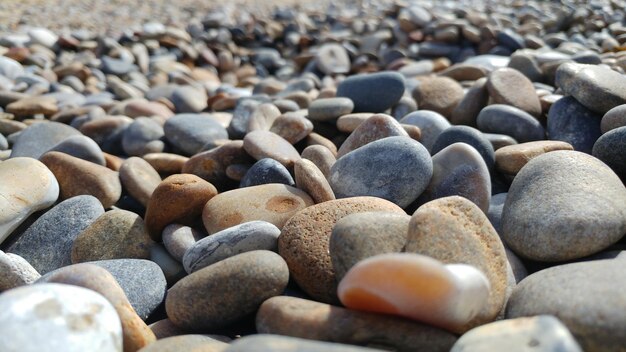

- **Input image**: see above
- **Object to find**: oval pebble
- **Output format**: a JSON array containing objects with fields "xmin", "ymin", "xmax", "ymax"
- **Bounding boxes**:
[
  {"xmin": 240, "ymin": 158, "xmax": 295, "ymax": 188},
  {"xmin": 431, "ymin": 126, "xmax": 495, "ymax": 170},
  {"xmin": 400, "ymin": 110, "xmax": 451, "ymax": 152},
  {"xmin": 477, "ymin": 104, "xmax": 545, "ymax": 143},
  {"xmin": 495, "ymin": 140, "xmax": 574, "ymax": 175},
  {"xmin": 307, "ymin": 98, "xmax": 354, "ymax": 122},
  {"xmin": 336, "ymin": 72, "xmax": 405, "ymax": 113},
  {"xmin": 547, "ymin": 96, "xmax": 602, "ymax": 153},
  {"xmin": 162, "ymin": 225, "xmax": 205, "ymax": 262},
  {"xmin": 592, "ymin": 126, "xmax": 626, "ymax": 179},
  {"xmin": 243, "ymin": 130, "xmax": 300, "ymax": 168},
  {"xmin": 118, "ymin": 157, "xmax": 161, "ymax": 207},
  {"xmin": 486, "ymin": 68, "xmax": 541, "ymax": 117},
  {"xmin": 164, "ymin": 114, "xmax": 228, "ymax": 156}
]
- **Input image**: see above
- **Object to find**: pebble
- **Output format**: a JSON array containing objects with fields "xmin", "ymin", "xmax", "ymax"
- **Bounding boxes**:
[
  {"xmin": 118, "ymin": 157, "xmax": 162, "ymax": 207},
  {"xmin": 182, "ymin": 140, "xmax": 253, "ymax": 190},
  {"xmin": 336, "ymin": 114, "xmax": 409, "ymax": 158},
  {"xmin": 547, "ymin": 96, "xmax": 602, "ymax": 153},
  {"xmin": 329, "ymin": 137, "xmax": 433, "ymax": 208},
  {"xmin": 601, "ymin": 104, "xmax": 626, "ymax": 133},
  {"xmin": 451, "ymin": 315, "xmax": 582, "ymax": 352},
  {"xmin": 484, "ymin": 133, "xmax": 518, "ymax": 150},
  {"xmin": 122, "ymin": 117, "xmax": 165, "ymax": 157},
  {"xmin": 71, "ymin": 209, "xmax": 153, "ymax": 263},
  {"xmin": 0, "ymin": 157, "xmax": 59, "ymax": 244},
  {"xmin": 486, "ymin": 68, "xmax": 542, "ymax": 117},
  {"xmin": 0, "ymin": 250, "xmax": 40, "ymax": 291},
  {"xmin": 138, "ymin": 335, "xmax": 229, "ymax": 352},
  {"xmin": 315, "ymin": 43, "xmax": 351, "ymax": 75},
  {"xmin": 257, "ymin": 296, "xmax": 457, "ymax": 352},
  {"xmin": 329, "ymin": 212, "xmax": 409, "ymax": 281},
  {"xmin": 405, "ymin": 196, "xmax": 509, "ymax": 331},
  {"xmin": 247, "ymin": 103, "xmax": 281, "ymax": 132},
  {"xmin": 301, "ymin": 145, "xmax": 336, "ymax": 178},
  {"xmin": 557, "ymin": 63, "xmax": 626, "ymax": 114},
  {"xmin": 162, "ymin": 224, "xmax": 205, "ymax": 262},
  {"xmin": 336, "ymin": 72, "xmax": 405, "ymax": 113},
  {"xmin": 450, "ymin": 78, "xmax": 488, "ymax": 126},
  {"xmin": 48, "ymin": 135, "xmax": 106, "ymax": 165},
  {"xmin": 0, "ymin": 283, "xmax": 123, "ymax": 352},
  {"xmin": 243, "ymin": 130, "xmax": 300, "ymax": 168},
  {"xmin": 170, "ymin": 86, "xmax": 207, "ymax": 113},
  {"xmin": 7, "ymin": 195, "xmax": 103, "ymax": 274},
  {"xmin": 294, "ymin": 158, "xmax": 335, "ymax": 203},
  {"xmin": 269, "ymin": 112, "xmax": 314, "ymax": 144},
  {"xmin": 10, "ymin": 121, "xmax": 80, "ymax": 159},
  {"xmin": 143, "ymin": 153, "xmax": 188, "ymax": 175},
  {"xmin": 593, "ymin": 126, "xmax": 626, "ymax": 179},
  {"xmin": 239, "ymin": 158, "xmax": 295, "ymax": 188},
  {"xmin": 495, "ymin": 140, "xmax": 574, "ymax": 175},
  {"xmin": 40, "ymin": 151, "xmax": 122, "ymax": 208},
  {"xmin": 145, "ymin": 174, "xmax": 218, "ymax": 241},
  {"xmin": 338, "ymin": 253, "xmax": 490, "ymax": 333},
  {"xmin": 149, "ymin": 244, "xmax": 186, "ymax": 286},
  {"xmin": 279, "ymin": 197, "xmax": 403, "ymax": 303},
  {"xmin": 307, "ymin": 98, "xmax": 354, "ymax": 122},
  {"xmin": 419, "ymin": 143, "xmax": 491, "ymax": 212},
  {"xmin": 506, "ymin": 259, "xmax": 626, "ymax": 351},
  {"xmin": 183, "ymin": 221, "xmax": 280, "ymax": 273},
  {"xmin": 477, "ymin": 105, "xmax": 545, "ymax": 143},
  {"xmin": 400, "ymin": 110, "xmax": 451, "ymax": 152},
  {"xmin": 6, "ymin": 96, "xmax": 59, "ymax": 118},
  {"xmin": 502, "ymin": 151, "xmax": 626, "ymax": 261},
  {"xmin": 164, "ymin": 114, "xmax": 228, "ymax": 155},
  {"xmin": 431, "ymin": 126, "xmax": 495, "ymax": 170},
  {"xmin": 166, "ymin": 250, "xmax": 289, "ymax": 331},
  {"xmin": 226, "ymin": 334, "xmax": 382, "ymax": 352},
  {"xmin": 412, "ymin": 76, "xmax": 464, "ymax": 118}
]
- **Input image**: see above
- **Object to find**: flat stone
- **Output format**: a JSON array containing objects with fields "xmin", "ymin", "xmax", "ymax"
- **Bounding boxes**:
[
  {"xmin": 451, "ymin": 315, "xmax": 582, "ymax": 352},
  {"xmin": 48, "ymin": 135, "xmax": 105, "ymax": 165},
  {"xmin": 40, "ymin": 151, "xmax": 122, "ymax": 209},
  {"xmin": 495, "ymin": 140, "xmax": 574, "ymax": 175},
  {"xmin": 337, "ymin": 114, "xmax": 408, "ymax": 158},
  {"xmin": 278, "ymin": 197, "xmax": 404, "ymax": 303},
  {"xmin": 164, "ymin": 114, "xmax": 228, "ymax": 155},
  {"xmin": 7, "ymin": 195, "xmax": 104, "ymax": 274},
  {"xmin": 405, "ymin": 196, "xmax": 509, "ymax": 331},
  {"xmin": 162, "ymin": 225, "xmax": 205, "ymax": 262},
  {"xmin": 336, "ymin": 113, "xmax": 376, "ymax": 133},
  {"xmin": 336, "ymin": 72, "xmax": 405, "ymax": 113},
  {"xmin": 477, "ymin": 104, "xmax": 545, "ymax": 143},
  {"xmin": 0, "ymin": 157, "xmax": 59, "ymax": 244},
  {"xmin": 412, "ymin": 76, "xmax": 464, "ymax": 118},
  {"xmin": 547, "ymin": 96, "xmax": 602, "ymax": 153},
  {"xmin": 450, "ymin": 78, "xmax": 488, "ymax": 126},
  {"xmin": 203, "ymin": 183, "xmax": 313, "ymax": 234},
  {"xmin": 329, "ymin": 136, "xmax": 433, "ymax": 208},
  {"xmin": 0, "ymin": 250, "xmax": 40, "ymax": 291},
  {"xmin": 6, "ymin": 96, "xmax": 59, "ymax": 117},
  {"xmin": 0, "ymin": 283, "xmax": 122, "ymax": 352},
  {"xmin": 487, "ymin": 68, "xmax": 541, "ymax": 117},
  {"xmin": 269, "ymin": 112, "xmax": 314, "ymax": 144},
  {"xmin": 556, "ymin": 63, "xmax": 626, "ymax": 114},
  {"xmin": 601, "ymin": 104, "xmax": 626, "ymax": 133},
  {"xmin": 71, "ymin": 209, "xmax": 154, "ymax": 263},
  {"xmin": 226, "ymin": 334, "xmax": 384, "ymax": 352},
  {"xmin": 338, "ymin": 253, "xmax": 490, "ymax": 333},
  {"xmin": 431, "ymin": 126, "xmax": 495, "ymax": 170},
  {"xmin": 240, "ymin": 158, "xmax": 295, "ymax": 188},
  {"xmin": 124, "ymin": 100, "xmax": 174, "ymax": 119},
  {"xmin": 439, "ymin": 64, "xmax": 488, "ymax": 81},
  {"xmin": 145, "ymin": 174, "xmax": 218, "ymax": 241},
  {"xmin": 183, "ymin": 221, "xmax": 280, "ymax": 273},
  {"xmin": 506, "ymin": 260, "xmax": 626, "ymax": 351},
  {"xmin": 294, "ymin": 158, "xmax": 335, "ymax": 204},
  {"xmin": 400, "ymin": 110, "xmax": 451, "ymax": 152},
  {"xmin": 243, "ymin": 130, "xmax": 300, "ymax": 168},
  {"xmin": 122, "ymin": 117, "xmax": 165, "ymax": 157},
  {"xmin": 139, "ymin": 335, "xmax": 229, "ymax": 352},
  {"xmin": 119, "ymin": 157, "xmax": 162, "ymax": 207},
  {"xmin": 307, "ymin": 98, "xmax": 354, "ymax": 122},
  {"xmin": 330, "ymin": 212, "xmax": 409, "ymax": 281},
  {"xmin": 10, "ymin": 121, "xmax": 80, "ymax": 159},
  {"xmin": 301, "ymin": 145, "xmax": 336, "ymax": 179},
  {"xmin": 166, "ymin": 250, "xmax": 289, "ymax": 331},
  {"xmin": 593, "ymin": 126, "xmax": 626, "ymax": 179},
  {"xmin": 257, "ymin": 296, "xmax": 457, "ymax": 352},
  {"xmin": 502, "ymin": 151, "xmax": 626, "ymax": 261},
  {"xmin": 418, "ymin": 143, "xmax": 491, "ymax": 213}
]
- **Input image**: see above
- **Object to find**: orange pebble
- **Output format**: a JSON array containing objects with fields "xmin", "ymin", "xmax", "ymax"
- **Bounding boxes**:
[{"xmin": 338, "ymin": 253, "xmax": 490, "ymax": 332}]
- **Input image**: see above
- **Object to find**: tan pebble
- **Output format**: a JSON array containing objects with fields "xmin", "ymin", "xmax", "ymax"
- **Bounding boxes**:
[
  {"xmin": 269, "ymin": 112, "xmax": 314, "ymax": 144},
  {"xmin": 305, "ymin": 132, "xmax": 338, "ymax": 156},
  {"xmin": 182, "ymin": 140, "xmax": 253, "ymax": 190},
  {"xmin": 337, "ymin": 114, "xmax": 409, "ymax": 157},
  {"xmin": 143, "ymin": 153, "xmax": 189, "ymax": 175},
  {"xmin": 243, "ymin": 131, "xmax": 300, "ymax": 169},
  {"xmin": 119, "ymin": 157, "xmax": 162, "ymax": 207},
  {"xmin": 6, "ymin": 96, "xmax": 58, "ymax": 117},
  {"xmin": 301, "ymin": 145, "xmax": 336, "ymax": 179},
  {"xmin": 104, "ymin": 152, "xmax": 124, "ymax": 171},
  {"xmin": 336, "ymin": 113, "xmax": 376, "ymax": 133},
  {"xmin": 495, "ymin": 140, "xmax": 574, "ymax": 175},
  {"xmin": 294, "ymin": 159, "xmax": 335, "ymax": 203}
]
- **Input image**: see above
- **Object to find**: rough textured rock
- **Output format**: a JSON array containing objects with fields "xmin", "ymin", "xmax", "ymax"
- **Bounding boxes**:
[{"xmin": 0, "ymin": 250, "xmax": 40, "ymax": 291}]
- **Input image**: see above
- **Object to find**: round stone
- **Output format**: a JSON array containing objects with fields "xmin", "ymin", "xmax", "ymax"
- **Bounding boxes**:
[
  {"xmin": 48, "ymin": 135, "xmax": 105, "ymax": 166},
  {"xmin": 450, "ymin": 78, "xmax": 488, "ymax": 126},
  {"xmin": 0, "ymin": 283, "xmax": 122, "ymax": 352},
  {"xmin": 329, "ymin": 136, "xmax": 433, "ymax": 208},
  {"xmin": 0, "ymin": 157, "xmax": 59, "ymax": 244},
  {"xmin": 547, "ymin": 96, "xmax": 602, "ymax": 153},
  {"xmin": 400, "ymin": 110, "xmax": 451, "ymax": 152},
  {"xmin": 593, "ymin": 126, "xmax": 626, "ymax": 179},
  {"xmin": 336, "ymin": 72, "xmax": 406, "ymax": 113},
  {"xmin": 183, "ymin": 221, "xmax": 280, "ymax": 273},
  {"xmin": 118, "ymin": 157, "xmax": 161, "ymax": 207},
  {"xmin": 166, "ymin": 250, "xmax": 289, "ymax": 331},
  {"xmin": 495, "ymin": 140, "xmax": 574, "ymax": 175},
  {"xmin": 502, "ymin": 151, "xmax": 626, "ymax": 261},
  {"xmin": 243, "ymin": 130, "xmax": 300, "ymax": 168},
  {"xmin": 336, "ymin": 114, "xmax": 409, "ymax": 158},
  {"xmin": 202, "ymin": 183, "xmax": 313, "ymax": 234},
  {"xmin": 601, "ymin": 104, "xmax": 626, "ymax": 133},
  {"xmin": 0, "ymin": 250, "xmax": 40, "ymax": 291},
  {"xmin": 122, "ymin": 117, "xmax": 165, "ymax": 157},
  {"xmin": 316, "ymin": 43, "xmax": 351, "ymax": 75},
  {"xmin": 278, "ymin": 197, "xmax": 404, "ymax": 303},
  {"xmin": 143, "ymin": 153, "xmax": 188, "ymax": 175},
  {"xmin": 10, "ymin": 121, "xmax": 80, "ymax": 159},
  {"xmin": 477, "ymin": 104, "xmax": 545, "ymax": 143},
  {"xmin": 308, "ymin": 98, "xmax": 354, "ymax": 122},
  {"xmin": 405, "ymin": 196, "xmax": 509, "ymax": 331},
  {"xmin": 162, "ymin": 225, "xmax": 205, "ymax": 263},
  {"xmin": 170, "ymin": 86, "xmax": 208, "ymax": 113},
  {"xmin": 269, "ymin": 112, "xmax": 314, "ymax": 144},
  {"xmin": 431, "ymin": 126, "xmax": 495, "ymax": 170},
  {"xmin": 412, "ymin": 76, "xmax": 464, "ymax": 118},
  {"xmin": 294, "ymin": 158, "xmax": 335, "ymax": 204},
  {"xmin": 506, "ymin": 259, "xmax": 626, "ymax": 351},
  {"xmin": 164, "ymin": 114, "xmax": 228, "ymax": 156},
  {"xmin": 301, "ymin": 145, "xmax": 336, "ymax": 179},
  {"xmin": 486, "ymin": 67, "xmax": 541, "ymax": 117},
  {"xmin": 556, "ymin": 63, "xmax": 626, "ymax": 114},
  {"xmin": 240, "ymin": 158, "xmax": 295, "ymax": 188}
]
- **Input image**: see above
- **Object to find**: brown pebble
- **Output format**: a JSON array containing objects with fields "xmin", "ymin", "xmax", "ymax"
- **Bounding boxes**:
[
  {"xmin": 301, "ymin": 145, "xmax": 336, "ymax": 179},
  {"xmin": 119, "ymin": 157, "xmax": 162, "ymax": 207},
  {"xmin": 337, "ymin": 114, "xmax": 408, "ymax": 157},
  {"xmin": 104, "ymin": 152, "xmax": 124, "ymax": 171},
  {"xmin": 243, "ymin": 130, "xmax": 300, "ymax": 168},
  {"xmin": 270, "ymin": 112, "xmax": 314, "ymax": 144},
  {"xmin": 412, "ymin": 76, "xmax": 464, "ymax": 118},
  {"xmin": 294, "ymin": 159, "xmax": 335, "ymax": 203},
  {"xmin": 487, "ymin": 68, "xmax": 542, "ymax": 117},
  {"xmin": 143, "ymin": 153, "xmax": 189, "ymax": 175},
  {"xmin": 6, "ymin": 96, "xmax": 59, "ymax": 117},
  {"xmin": 495, "ymin": 140, "xmax": 574, "ymax": 175}
]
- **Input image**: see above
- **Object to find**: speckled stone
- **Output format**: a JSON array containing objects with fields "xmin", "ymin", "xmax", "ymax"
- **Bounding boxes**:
[
  {"xmin": 226, "ymin": 334, "xmax": 383, "ymax": 352},
  {"xmin": 8, "ymin": 195, "xmax": 104, "ymax": 274},
  {"xmin": 243, "ymin": 131, "xmax": 300, "ymax": 168},
  {"xmin": 418, "ymin": 143, "xmax": 491, "ymax": 213},
  {"xmin": 164, "ymin": 114, "xmax": 228, "ymax": 156},
  {"xmin": 405, "ymin": 196, "xmax": 509, "ymax": 331},
  {"xmin": 329, "ymin": 137, "xmax": 433, "ymax": 208},
  {"xmin": 240, "ymin": 158, "xmax": 295, "ymax": 188},
  {"xmin": 138, "ymin": 335, "xmax": 229, "ymax": 352},
  {"xmin": 166, "ymin": 250, "xmax": 289, "ymax": 331},
  {"xmin": 495, "ymin": 140, "xmax": 574, "ymax": 175},
  {"xmin": 256, "ymin": 296, "xmax": 457, "ymax": 352},
  {"xmin": 0, "ymin": 250, "xmax": 40, "ymax": 291},
  {"xmin": 337, "ymin": 114, "xmax": 409, "ymax": 157},
  {"xmin": 412, "ymin": 76, "xmax": 464, "ymax": 118},
  {"xmin": 301, "ymin": 145, "xmax": 336, "ymax": 179},
  {"xmin": 40, "ymin": 151, "xmax": 122, "ymax": 208},
  {"xmin": 48, "ymin": 135, "xmax": 106, "ymax": 166},
  {"xmin": 203, "ymin": 184, "xmax": 313, "ymax": 234},
  {"xmin": 278, "ymin": 197, "xmax": 404, "ymax": 303},
  {"xmin": 0, "ymin": 157, "xmax": 59, "ymax": 244},
  {"xmin": 183, "ymin": 221, "xmax": 280, "ymax": 273},
  {"xmin": 10, "ymin": 121, "xmax": 80, "ymax": 159},
  {"xmin": 294, "ymin": 158, "xmax": 335, "ymax": 204},
  {"xmin": 145, "ymin": 174, "xmax": 218, "ymax": 241},
  {"xmin": 506, "ymin": 260, "xmax": 626, "ymax": 351},
  {"xmin": 431, "ymin": 126, "xmax": 495, "ymax": 170},
  {"xmin": 71, "ymin": 209, "xmax": 154, "ymax": 263},
  {"xmin": 486, "ymin": 68, "xmax": 542, "ymax": 117},
  {"xmin": 400, "ymin": 110, "xmax": 451, "ymax": 152},
  {"xmin": 336, "ymin": 72, "xmax": 405, "ymax": 113},
  {"xmin": 451, "ymin": 315, "xmax": 582, "ymax": 352},
  {"xmin": 118, "ymin": 157, "xmax": 161, "ymax": 207},
  {"xmin": 0, "ymin": 283, "xmax": 123, "ymax": 352},
  {"xmin": 502, "ymin": 151, "xmax": 626, "ymax": 261},
  {"xmin": 477, "ymin": 105, "xmax": 545, "ymax": 143},
  {"xmin": 162, "ymin": 225, "xmax": 205, "ymax": 262},
  {"xmin": 547, "ymin": 96, "xmax": 602, "ymax": 153},
  {"xmin": 330, "ymin": 212, "xmax": 409, "ymax": 281},
  {"xmin": 307, "ymin": 98, "xmax": 354, "ymax": 122},
  {"xmin": 593, "ymin": 126, "xmax": 626, "ymax": 179}
]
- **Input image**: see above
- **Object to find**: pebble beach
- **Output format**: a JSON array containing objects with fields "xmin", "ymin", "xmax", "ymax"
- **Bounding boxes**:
[{"xmin": 0, "ymin": 0, "xmax": 625, "ymax": 351}]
